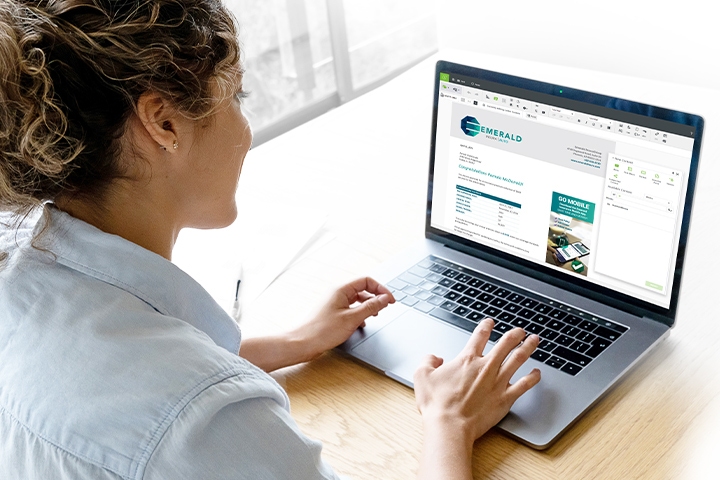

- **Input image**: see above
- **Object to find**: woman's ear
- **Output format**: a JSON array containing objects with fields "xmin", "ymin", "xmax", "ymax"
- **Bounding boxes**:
[{"xmin": 136, "ymin": 92, "xmax": 179, "ymax": 153}]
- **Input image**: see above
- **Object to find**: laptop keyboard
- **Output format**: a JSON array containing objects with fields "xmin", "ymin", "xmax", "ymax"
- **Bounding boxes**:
[{"xmin": 386, "ymin": 255, "xmax": 628, "ymax": 376}]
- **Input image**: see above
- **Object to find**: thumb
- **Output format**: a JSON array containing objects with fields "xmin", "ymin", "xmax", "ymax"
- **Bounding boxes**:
[
  {"xmin": 351, "ymin": 293, "xmax": 391, "ymax": 321},
  {"xmin": 414, "ymin": 354, "xmax": 444, "ymax": 382}
]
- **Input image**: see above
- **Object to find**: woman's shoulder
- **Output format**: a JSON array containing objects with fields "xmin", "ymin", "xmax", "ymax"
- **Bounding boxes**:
[{"xmin": 0, "ymin": 243, "xmax": 286, "ymax": 479}]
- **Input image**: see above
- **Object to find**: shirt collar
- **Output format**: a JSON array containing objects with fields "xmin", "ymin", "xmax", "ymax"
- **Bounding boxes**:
[{"xmin": 36, "ymin": 207, "xmax": 241, "ymax": 354}]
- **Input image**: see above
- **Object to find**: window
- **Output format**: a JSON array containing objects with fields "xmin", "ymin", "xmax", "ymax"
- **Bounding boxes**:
[{"xmin": 225, "ymin": 0, "xmax": 437, "ymax": 146}]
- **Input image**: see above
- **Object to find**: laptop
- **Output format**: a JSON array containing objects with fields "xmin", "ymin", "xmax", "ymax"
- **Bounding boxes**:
[{"xmin": 339, "ymin": 60, "xmax": 704, "ymax": 449}]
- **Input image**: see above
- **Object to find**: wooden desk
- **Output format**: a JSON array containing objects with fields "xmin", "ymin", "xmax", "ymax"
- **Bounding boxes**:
[{"xmin": 175, "ymin": 51, "xmax": 720, "ymax": 479}]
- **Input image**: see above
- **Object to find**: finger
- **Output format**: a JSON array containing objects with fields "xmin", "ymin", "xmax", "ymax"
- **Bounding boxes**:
[
  {"xmin": 484, "ymin": 327, "xmax": 527, "ymax": 369},
  {"xmin": 414, "ymin": 354, "xmax": 444, "ymax": 382},
  {"xmin": 347, "ymin": 293, "xmax": 392, "ymax": 323},
  {"xmin": 355, "ymin": 291, "xmax": 375, "ymax": 303},
  {"xmin": 506, "ymin": 368, "xmax": 542, "ymax": 402},
  {"xmin": 340, "ymin": 277, "xmax": 395, "ymax": 305},
  {"xmin": 499, "ymin": 334, "xmax": 539, "ymax": 382},
  {"xmin": 460, "ymin": 318, "xmax": 494, "ymax": 357}
]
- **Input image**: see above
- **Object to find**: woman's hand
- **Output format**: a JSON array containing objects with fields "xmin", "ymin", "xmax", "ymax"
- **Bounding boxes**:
[
  {"xmin": 293, "ymin": 277, "xmax": 395, "ymax": 361},
  {"xmin": 240, "ymin": 277, "xmax": 394, "ymax": 372},
  {"xmin": 414, "ymin": 318, "xmax": 541, "ymax": 480}
]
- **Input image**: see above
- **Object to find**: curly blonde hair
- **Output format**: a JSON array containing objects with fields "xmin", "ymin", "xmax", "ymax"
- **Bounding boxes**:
[{"xmin": 0, "ymin": 0, "xmax": 240, "ymax": 222}]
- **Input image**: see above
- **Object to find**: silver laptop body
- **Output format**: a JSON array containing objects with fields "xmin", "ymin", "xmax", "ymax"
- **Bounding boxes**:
[{"xmin": 339, "ymin": 60, "xmax": 704, "ymax": 449}]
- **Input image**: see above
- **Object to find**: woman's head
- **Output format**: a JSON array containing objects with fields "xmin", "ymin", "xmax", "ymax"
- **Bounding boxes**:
[{"xmin": 0, "ymin": 0, "xmax": 242, "ymax": 223}]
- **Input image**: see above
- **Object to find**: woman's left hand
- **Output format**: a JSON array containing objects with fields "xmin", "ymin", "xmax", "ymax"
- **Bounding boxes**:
[
  {"xmin": 239, "ymin": 277, "xmax": 394, "ymax": 371},
  {"xmin": 295, "ymin": 277, "xmax": 395, "ymax": 361}
]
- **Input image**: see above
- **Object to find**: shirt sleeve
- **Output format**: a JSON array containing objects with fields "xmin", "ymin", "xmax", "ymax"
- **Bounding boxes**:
[{"xmin": 142, "ymin": 378, "xmax": 342, "ymax": 480}]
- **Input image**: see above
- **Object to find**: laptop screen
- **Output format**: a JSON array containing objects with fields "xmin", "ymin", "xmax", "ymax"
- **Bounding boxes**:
[{"xmin": 428, "ymin": 61, "xmax": 703, "ymax": 313}]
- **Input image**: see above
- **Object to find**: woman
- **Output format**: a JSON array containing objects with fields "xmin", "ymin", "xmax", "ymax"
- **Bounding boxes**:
[{"xmin": 0, "ymin": 0, "xmax": 541, "ymax": 478}]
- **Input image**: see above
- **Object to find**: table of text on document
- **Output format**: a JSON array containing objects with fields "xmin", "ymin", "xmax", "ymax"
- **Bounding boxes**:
[{"xmin": 455, "ymin": 185, "xmax": 521, "ymax": 235}]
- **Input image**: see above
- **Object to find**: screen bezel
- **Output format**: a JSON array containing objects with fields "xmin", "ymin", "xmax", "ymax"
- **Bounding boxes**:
[{"xmin": 425, "ymin": 60, "xmax": 704, "ymax": 327}]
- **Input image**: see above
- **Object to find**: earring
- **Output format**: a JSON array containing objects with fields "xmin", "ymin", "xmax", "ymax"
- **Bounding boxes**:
[{"xmin": 173, "ymin": 140, "xmax": 179, "ymax": 150}]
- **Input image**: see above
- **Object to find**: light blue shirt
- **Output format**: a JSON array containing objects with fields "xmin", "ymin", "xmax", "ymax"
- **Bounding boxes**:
[{"xmin": 0, "ymin": 207, "xmax": 340, "ymax": 479}]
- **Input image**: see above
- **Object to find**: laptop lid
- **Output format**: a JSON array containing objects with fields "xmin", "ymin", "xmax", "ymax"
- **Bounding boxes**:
[{"xmin": 426, "ymin": 60, "xmax": 704, "ymax": 327}]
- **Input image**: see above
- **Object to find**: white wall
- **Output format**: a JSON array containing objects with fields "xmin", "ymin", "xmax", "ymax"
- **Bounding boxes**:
[{"xmin": 436, "ymin": 0, "xmax": 718, "ymax": 91}]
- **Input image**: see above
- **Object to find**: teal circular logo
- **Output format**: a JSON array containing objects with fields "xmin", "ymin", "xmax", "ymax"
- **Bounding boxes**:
[{"xmin": 461, "ymin": 116, "xmax": 480, "ymax": 137}]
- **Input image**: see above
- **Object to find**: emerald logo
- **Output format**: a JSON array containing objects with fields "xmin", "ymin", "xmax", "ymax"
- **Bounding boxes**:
[
  {"xmin": 461, "ymin": 116, "xmax": 481, "ymax": 137},
  {"xmin": 460, "ymin": 116, "xmax": 522, "ymax": 142},
  {"xmin": 440, "ymin": 72, "xmax": 450, "ymax": 82}
]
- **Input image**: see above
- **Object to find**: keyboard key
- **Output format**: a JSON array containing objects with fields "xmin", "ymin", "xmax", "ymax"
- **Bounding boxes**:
[
  {"xmin": 534, "ymin": 303, "xmax": 553, "ymax": 314},
  {"xmin": 469, "ymin": 301, "xmax": 488, "ymax": 312},
  {"xmin": 530, "ymin": 350, "xmax": 550, "ymax": 362},
  {"xmin": 561, "ymin": 325, "xmax": 581, "ymax": 337},
  {"xmin": 477, "ymin": 292, "xmax": 494, "ymax": 303},
  {"xmin": 464, "ymin": 288, "xmax": 481, "ymax": 298},
  {"xmin": 532, "ymin": 314, "xmax": 551, "ymax": 325},
  {"xmin": 546, "ymin": 356, "xmax": 567, "ymax": 369},
  {"xmin": 480, "ymin": 283, "xmax": 497, "ymax": 293},
  {"xmin": 388, "ymin": 278, "xmax": 408, "ymax": 290},
  {"xmin": 570, "ymin": 341, "xmax": 590, "ymax": 354},
  {"xmin": 414, "ymin": 302, "xmax": 435, "ymax": 314},
  {"xmin": 483, "ymin": 306, "xmax": 502, "ymax": 317},
  {"xmin": 578, "ymin": 320, "xmax": 597, "ymax": 332},
  {"xmin": 494, "ymin": 288, "xmax": 511, "ymax": 298},
  {"xmin": 490, "ymin": 298, "xmax": 508, "ymax": 309},
  {"xmin": 440, "ymin": 301, "xmax": 457, "ymax": 311},
  {"xmin": 450, "ymin": 283, "xmax": 468, "ymax": 293},
  {"xmin": 402, "ymin": 285, "xmax": 420, "ymax": 295},
  {"xmin": 503, "ymin": 303, "xmax": 522, "ymax": 314},
  {"xmin": 393, "ymin": 291, "xmax": 407, "ymax": 301},
  {"xmin": 547, "ymin": 320, "xmax": 564, "ymax": 331},
  {"xmin": 418, "ymin": 280, "xmax": 436, "ymax": 290},
  {"xmin": 561, "ymin": 362, "xmax": 582, "ymax": 376},
  {"xmin": 466, "ymin": 312, "xmax": 483, "ymax": 322},
  {"xmin": 429, "ymin": 264, "xmax": 447, "ymax": 274},
  {"xmin": 551, "ymin": 345, "xmax": 592, "ymax": 367},
  {"xmin": 399, "ymin": 272, "xmax": 423, "ymax": 286},
  {"xmin": 526, "ymin": 323, "xmax": 544, "ymax": 334},
  {"xmin": 408, "ymin": 266, "xmax": 430, "ymax": 278},
  {"xmin": 456, "ymin": 274, "xmax": 473, "ymax": 283},
  {"xmin": 538, "ymin": 339, "xmax": 556, "ymax": 352},
  {"xmin": 556, "ymin": 335, "xmax": 574, "ymax": 346},
  {"xmin": 612, "ymin": 323, "xmax": 629, "ymax": 334},
  {"xmin": 429, "ymin": 307, "xmax": 476, "ymax": 333},
  {"xmin": 401, "ymin": 296, "xmax": 418, "ymax": 307},
  {"xmin": 506, "ymin": 293, "xmax": 525, "ymax": 303},
  {"xmin": 495, "ymin": 322, "xmax": 513, "ymax": 333},
  {"xmin": 489, "ymin": 331, "xmax": 502, "ymax": 342},
  {"xmin": 510, "ymin": 317, "xmax": 531, "ymax": 329},
  {"xmin": 442, "ymin": 269, "xmax": 460, "ymax": 279},
  {"xmin": 585, "ymin": 337, "xmax": 611, "ymax": 358},
  {"xmin": 520, "ymin": 298, "xmax": 539, "ymax": 309},
  {"xmin": 417, "ymin": 258, "xmax": 434, "ymax": 268},
  {"xmin": 518, "ymin": 308, "xmax": 536, "ymax": 319},
  {"xmin": 414, "ymin": 290, "xmax": 432, "ymax": 301},
  {"xmin": 453, "ymin": 306, "xmax": 470, "ymax": 316},
  {"xmin": 540, "ymin": 329, "xmax": 559, "ymax": 341},
  {"xmin": 467, "ymin": 278, "xmax": 484, "ymax": 288},
  {"xmin": 444, "ymin": 291, "xmax": 461, "ymax": 301},
  {"xmin": 548, "ymin": 309, "xmax": 568, "ymax": 320},
  {"xmin": 425, "ymin": 273, "xmax": 443, "ymax": 283},
  {"xmin": 576, "ymin": 331, "xmax": 597, "ymax": 343},
  {"xmin": 497, "ymin": 311, "xmax": 515, "ymax": 322},
  {"xmin": 593, "ymin": 325, "xmax": 620, "ymax": 341},
  {"xmin": 427, "ymin": 295, "xmax": 445, "ymax": 306},
  {"xmin": 438, "ymin": 278, "xmax": 454, "ymax": 288},
  {"xmin": 456, "ymin": 296, "xmax": 473, "ymax": 306},
  {"xmin": 564, "ymin": 314, "xmax": 582, "ymax": 326}
]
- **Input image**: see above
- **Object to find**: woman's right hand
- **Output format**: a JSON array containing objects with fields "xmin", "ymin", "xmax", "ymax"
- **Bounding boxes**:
[{"xmin": 413, "ymin": 318, "xmax": 541, "ymax": 479}]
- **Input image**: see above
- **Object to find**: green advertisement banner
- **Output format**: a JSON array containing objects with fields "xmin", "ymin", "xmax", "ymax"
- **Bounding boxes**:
[{"xmin": 550, "ymin": 192, "xmax": 595, "ymax": 223}]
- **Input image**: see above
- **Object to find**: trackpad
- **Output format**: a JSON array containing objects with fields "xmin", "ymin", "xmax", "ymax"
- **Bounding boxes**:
[{"xmin": 353, "ymin": 309, "xmax": 473, "ymax": 386}]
